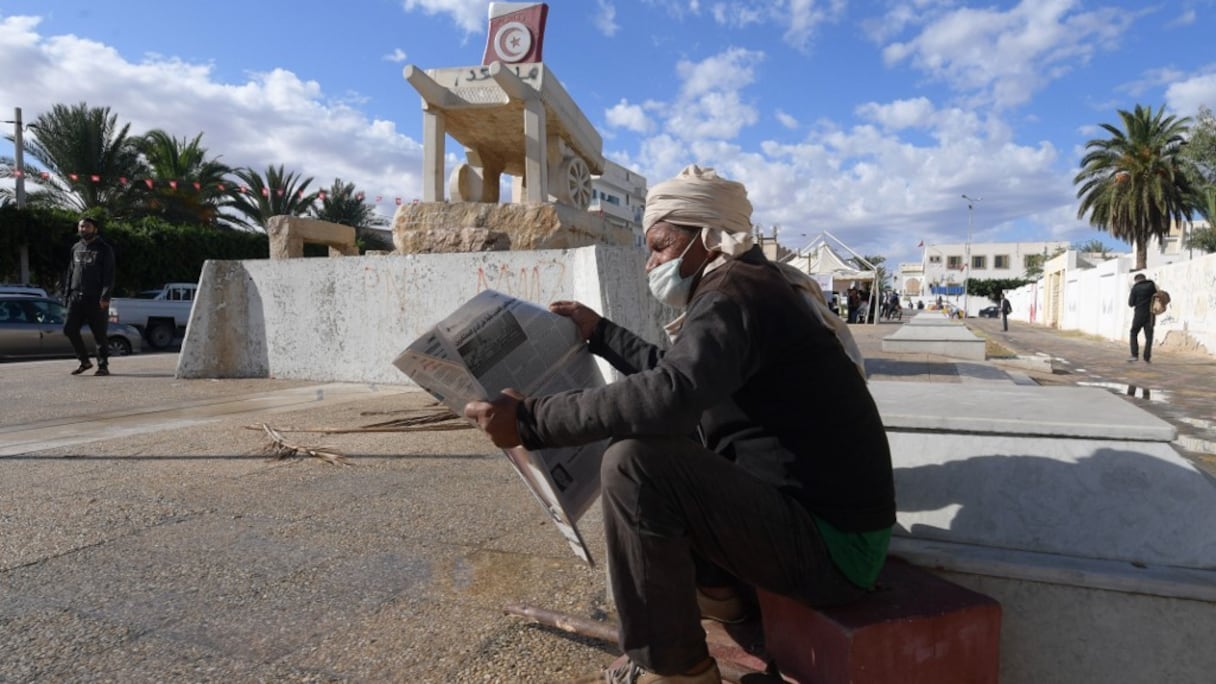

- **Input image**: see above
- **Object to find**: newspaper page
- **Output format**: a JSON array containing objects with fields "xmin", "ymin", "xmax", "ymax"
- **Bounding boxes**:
[{"xmin": 392, "ymin": 290, "xmax": 608, "ymax": 565}]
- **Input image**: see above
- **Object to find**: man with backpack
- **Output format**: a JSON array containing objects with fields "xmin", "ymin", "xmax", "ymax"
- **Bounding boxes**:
[{"xmin": 1127, "ymin": 273, "xmax": 1158, "ymax": 364}]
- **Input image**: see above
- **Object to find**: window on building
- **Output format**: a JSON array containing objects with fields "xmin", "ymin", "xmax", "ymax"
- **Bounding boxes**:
[
  {"xmin": 972, "ymin": 255, "xmax": 986, "ymax": 270},
  {"xmin": 928, "ymin": 255, "xmax": 941, "ymax": 264},
  {"xmin": 947, "ymin": 256, "xmax": 963, "ymax": 270},
  {"xmin": 1024, "ymin": 255, "xmax": 1037, "ymax": 269},
  {"xmin": 994, "ymin": 254, "xmax": 1009, "ymax": 269}
]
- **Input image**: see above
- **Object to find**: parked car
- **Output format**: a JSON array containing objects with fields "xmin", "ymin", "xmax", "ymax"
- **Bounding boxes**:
[
  {"xmin": 978, "ymin": 305, "xmax": 1000, "ymax": 318},
  {"xmin": 0, "ymin": 295, "xmax": 143, "ymax": 359},
  {"xmin": 108, "ymin": 282, "xmax": 197, "ymax": 349},
  {"xmin": 0, "ymin": 283, "xmax": 50, "ymax": 298}
]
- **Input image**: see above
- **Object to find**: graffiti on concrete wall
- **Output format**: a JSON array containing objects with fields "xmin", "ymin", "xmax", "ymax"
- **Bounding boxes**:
[{"xmin": 476, "ymin": 258, "xmax": 569, "ymax": 305}]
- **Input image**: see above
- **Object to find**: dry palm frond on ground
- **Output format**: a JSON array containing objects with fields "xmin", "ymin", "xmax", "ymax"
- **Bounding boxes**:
[
  {"xmin": 256, "ymin": 423, "xmax": 349, "ymax": 466},
  {"xmin": 249, "ymin": 408, "xmax": 470, "ymax": 465},
  {"xmin": 246, "ymin": 407, "xmax": 469, "ymax": 435}
]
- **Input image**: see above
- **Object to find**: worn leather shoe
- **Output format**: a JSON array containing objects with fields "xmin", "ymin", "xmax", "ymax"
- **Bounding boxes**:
[
  {"xmin": 71, "ymin": 361, "xmax": 93, "ymax": 375},
  {"xmin": 604, "ymin": 657, "xmax": 720, "ymax": 684},
  {"xmin": 94, "ymin": 366, "xmax": 110, "ymax": 376}
]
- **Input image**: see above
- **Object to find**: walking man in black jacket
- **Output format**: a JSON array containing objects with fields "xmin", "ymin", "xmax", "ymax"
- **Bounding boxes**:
[
  {"xmin": 64, "ymin": 217, "xmax": 116, "ymax": 376},
  {"xmin": 465, "ymin": 166, "xmax": 894, "ymax": 684},
  {"xmin": 1128, "ymin": 273, "xmax": 1157, "ymax": 364}
]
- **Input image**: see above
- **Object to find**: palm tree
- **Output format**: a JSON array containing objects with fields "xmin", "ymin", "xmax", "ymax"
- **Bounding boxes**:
[
  {"xmin": 222, "ymin": 164, "xmax": 318, "ymax": 230},
  {"xmin": 309, "ymin": 178, "xmax": 391, "ymax": 251},
  {"xmin": 16, "ymin": 102, "xmax": 147, "ymax": 216},
  {"xmin": 1184, "ymin": 185, "xmax": 1216, "ymax": 253},
  {"xmin": 137, "ymin": 130, "xmax": 232, "ymax": 226},
  {"xmin": 1074, "ymin": 104, "xmax": 1194, "ymax": 271}
]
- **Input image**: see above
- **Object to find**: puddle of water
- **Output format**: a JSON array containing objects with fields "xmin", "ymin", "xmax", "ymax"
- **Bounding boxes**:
[
  {"xmin": 1076, "ymin": 380, "xmax": 1172, "ymax": 403},
  {"xmin": 1175, "ymin": 434, "xmax": 1216, "ymax": 456},
  {"xmin": 1179, "ymin": 416, "xmax": 1216, "ymax": 431}
]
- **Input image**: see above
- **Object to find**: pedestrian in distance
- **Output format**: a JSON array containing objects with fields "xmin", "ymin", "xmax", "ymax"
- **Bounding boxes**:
[
  {"xmin": 1000, "ymin": 293, "xmax": 1012, "ymax": 332},
  {"xmin": 1127, "ymin": 273, "xmax": 1158, "ymax": 364},
  {"xmin": 464, "ymin": 165, "xmax": 894, "ymax": 684},
  {"xmin": 63, "ymin": 216, "xmax": 116, "ymax": 376}
]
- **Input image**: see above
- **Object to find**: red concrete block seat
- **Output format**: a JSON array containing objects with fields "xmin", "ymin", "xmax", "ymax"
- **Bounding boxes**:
[{"xmin": 756, "ymin": 556, "xmax": 1001, "ymax": 683}]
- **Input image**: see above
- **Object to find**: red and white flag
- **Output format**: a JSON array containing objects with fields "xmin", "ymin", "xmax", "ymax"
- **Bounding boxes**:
[{"xmin": 482, "ymin": 2, "xmax": 548, "ymax": 65}]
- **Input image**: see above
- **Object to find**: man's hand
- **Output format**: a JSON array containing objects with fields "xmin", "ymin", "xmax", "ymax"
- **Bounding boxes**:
[
  {"xmin": 99, "ymin": 298, "xmax": 110, "ymax": 310},
  {"xmin": 464, "ymin": 388, "xmax": 525, "ymax": 448},
  {"xmin": 549, "ymin": 301, "xmax": 601, "ymax": 341}
]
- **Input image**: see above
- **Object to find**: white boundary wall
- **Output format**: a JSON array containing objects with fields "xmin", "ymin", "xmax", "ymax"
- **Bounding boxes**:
[
  {"xmin": 1005, "ymin": 251, "xmax": 1216, "ymax": 356},
  {"xmin": 177, "ymin": 246, "xmax": 672, "ymax": 384}
]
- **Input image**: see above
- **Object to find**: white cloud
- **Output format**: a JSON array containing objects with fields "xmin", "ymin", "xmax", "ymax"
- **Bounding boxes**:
[
  {"xmin": 856, "ymin": 97, "xmax": 936, "ymax": 130},
  {"xmin": 383, "ymin": 48, "xmax": 408, "ymax": 63},
  {"xmin": 0, "ymin": 15, "xmax": 423, "ymax": 217},
  {"xmin": 881, "ymin": 1, "xmax": 1139, "ymax": 108},
  {"xmin": 775, "ymin": 110, "xmax": 799, "ymax": 129},
  {"xmin": 1164, "ymin": 68, "xmax": 1216, "ymax": 117},
  {"xmin": 642, "ymin": 0, "xmax": 703, "ymax": 21},
  {"xmin": 782, "ymin": 0, "xmax": 846, "ymax": 50},
  {"xmin": 626, "ymin": 96, "xmax": 1077, "ymax": 266},
  {"xmin": 594, "ymin": 0, "xmax": 621, "ymax": 36},
  {"xmin": 605, "ymin": 100, "xmax": 655, "ymax": 134},
  {"xmin": 705, "ymin": 0, "xmax": 843, "ymax": 50},
  {"xmin": 665, "ymin": 48, "xmax": 765, "ymax": 141},
  {"xmin": 1119, "ymin": 66, "xmax": 1187, "ymax": 97},
  {"xmin": 400, "ymin": 0, "xmax": 487, "ymax": 34},
  {"xmin": 1167, "ymin": 9, "xmax": 1196, "ymax": 28}
]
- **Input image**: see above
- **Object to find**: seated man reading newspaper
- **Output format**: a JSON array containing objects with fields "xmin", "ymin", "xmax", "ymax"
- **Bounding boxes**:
[{"xmin": 464, "ymin": 165, "xmax": 895, "ymax": 684}]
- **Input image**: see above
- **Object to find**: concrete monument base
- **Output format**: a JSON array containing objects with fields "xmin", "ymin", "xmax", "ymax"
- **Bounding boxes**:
[{"xmin": 391, "ymin": 201, "xmax": 635, "ymax": 254}]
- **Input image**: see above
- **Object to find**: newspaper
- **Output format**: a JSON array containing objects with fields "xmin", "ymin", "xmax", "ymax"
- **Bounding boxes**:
[{"xmin": 392, "ymin": 290, "xmax": 607, "ymax": 565}]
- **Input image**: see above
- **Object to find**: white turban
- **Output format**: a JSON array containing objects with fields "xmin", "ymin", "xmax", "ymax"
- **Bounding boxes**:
[{"xmin": 643, "ymin": 165, "xmax": 754, "ymax": 258}]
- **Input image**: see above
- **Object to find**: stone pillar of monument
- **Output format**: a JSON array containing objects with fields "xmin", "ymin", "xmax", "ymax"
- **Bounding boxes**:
[
  {"xmin": 523, "ymin": 97, "xmax": 547, "ymax": 204},
  {"xmin": 422, "ymin": 109, "xmax": 446, "ymax": 202}
]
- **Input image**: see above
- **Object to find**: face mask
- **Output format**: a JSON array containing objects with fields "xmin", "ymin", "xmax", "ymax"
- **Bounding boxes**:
[{"xmin": 648, "ymin": 232, "xmax": 702, "ymax": 307}]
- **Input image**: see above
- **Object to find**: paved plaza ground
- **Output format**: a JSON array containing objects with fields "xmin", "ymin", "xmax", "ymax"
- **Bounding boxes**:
[{"xmin": 2, "ymin": 312, "xmax": 1213, "ymax": 682}]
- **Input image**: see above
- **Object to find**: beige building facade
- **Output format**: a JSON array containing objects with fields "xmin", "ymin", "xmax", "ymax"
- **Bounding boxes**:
[{"xmin": 899, "ymin": 240, "xmax": 1069, "ymax": 297}]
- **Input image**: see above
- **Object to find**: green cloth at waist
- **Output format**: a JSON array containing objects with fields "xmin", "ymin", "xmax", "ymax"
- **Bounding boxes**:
[{"xmin": 813, "ymin": 515, "xmax": 892, "ymax": 589}]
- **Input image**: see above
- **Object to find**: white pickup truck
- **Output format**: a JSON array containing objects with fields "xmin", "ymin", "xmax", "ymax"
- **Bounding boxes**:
[{"xmin": 109, "ymin": 282, "xmax": 198, "ymax": 349}]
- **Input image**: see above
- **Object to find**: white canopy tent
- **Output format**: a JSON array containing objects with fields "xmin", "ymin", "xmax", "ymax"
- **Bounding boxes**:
[{"xmin": 782, "ymin": 231, "xmax": 881, "ymax": 324}]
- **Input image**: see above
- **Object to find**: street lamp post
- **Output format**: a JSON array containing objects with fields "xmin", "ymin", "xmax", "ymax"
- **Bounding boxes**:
[
  {"xmin": 961, "ymin": 194, "xmax": 981, "ymax": 317},
  {"xmin": 6, "ymin": 107, "xmax": 30, "ymax": 283}
]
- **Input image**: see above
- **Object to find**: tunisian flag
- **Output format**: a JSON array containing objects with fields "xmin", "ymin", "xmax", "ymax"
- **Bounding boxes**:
[{"xmin": 482, "ymin": 2, "xmax": 548, "ymax": 65}]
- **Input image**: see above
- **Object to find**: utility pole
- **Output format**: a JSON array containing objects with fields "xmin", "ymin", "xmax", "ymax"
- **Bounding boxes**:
[{"xmin": 961, "ymin": 194, "xmax": 981, "ymax": 317}]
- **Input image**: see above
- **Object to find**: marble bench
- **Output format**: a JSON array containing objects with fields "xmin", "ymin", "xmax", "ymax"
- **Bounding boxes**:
[
  {"xmin": 869, "ymin": 380, "xmax": 1216, "ymax": 683},
  {"xmin": 881, "ymin": 318, "xmax": 986, "ymax": 360}
]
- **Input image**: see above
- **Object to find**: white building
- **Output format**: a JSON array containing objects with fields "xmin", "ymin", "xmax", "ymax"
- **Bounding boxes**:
[
  {"xmin": 899, "ymin": 240, "xmax": 1069, "ymax": 298},
  {"xmin": 1146, "ymin": 218, "xmax": 1211, "ymax": 268},
  {"xmin": 590, "ymin": 160, "xmax": 646, "ymax": 247}
]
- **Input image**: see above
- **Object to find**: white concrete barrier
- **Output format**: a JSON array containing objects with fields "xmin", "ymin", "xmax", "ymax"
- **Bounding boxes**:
[
  {"xmin": 871, "ymin": 380, "xmax": 1216, "ymax": 684},
  {"xmin": 177, "ymin": 246, "xmax": 672, "ymax": 384},
  {"xmin": 881, "ymin": 318, "xmax": 987, "ymax": 359}
]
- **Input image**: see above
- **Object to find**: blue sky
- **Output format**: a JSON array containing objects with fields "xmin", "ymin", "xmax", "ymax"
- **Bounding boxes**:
[{"xmin": 2, "ymin": 1, "xmax": 1214, "ymax": 268}]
